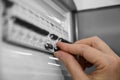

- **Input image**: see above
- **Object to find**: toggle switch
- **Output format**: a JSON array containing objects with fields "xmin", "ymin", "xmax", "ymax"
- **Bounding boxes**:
[
  {"xmin": 54, "ymin": 38, "xmax": 72, "ymax": 52},
  {"xmin": 49, "ymin": 34, "xmax": 58, "ymax": 40},
  {"xmin": 44, "ymin": 43, "xmax": 53, "ymax": 50},
  {"xmin": 58, "ymin": 38, "xmax": 70, "ymax": 43},
  {"xmin": 54, "ymin": 46, "xmax": 60, "ymax": 52}
]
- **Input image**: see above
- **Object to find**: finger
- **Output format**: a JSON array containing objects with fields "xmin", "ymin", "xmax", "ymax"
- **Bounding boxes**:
[
  {"xmin": 54, "ymin": 51, "xmax": 89, "ymax": 80},
  {"xmin": 57, "ymin": 42, "xmax": 107, "ymax": 67},
  {"xmin": 75, "ymin": 36, "xmax": 114, "ymax": 54}
]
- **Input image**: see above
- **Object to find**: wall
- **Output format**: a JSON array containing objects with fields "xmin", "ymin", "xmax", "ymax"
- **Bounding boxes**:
[
  {"xmin": 73, "ymin": 0, "xmax": 120, "ymax": 10},
  {"xmin": 77, "ymin": 6, "xmax": 120, "ymax": 56}
]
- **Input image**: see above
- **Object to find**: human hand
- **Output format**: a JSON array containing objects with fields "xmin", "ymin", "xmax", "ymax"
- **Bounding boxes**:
[{"xmin": 54, "ymin": 36, "xmax": 120, "ymax": 80}]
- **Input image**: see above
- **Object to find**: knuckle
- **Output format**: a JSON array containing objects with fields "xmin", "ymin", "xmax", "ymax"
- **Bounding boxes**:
[
  {"xmin": 92, "ymin": 36, "xmax": 100, "ymax": 40},
  {"xmin": 79, "ymin": 44, "xmax": 89, "ymax": 49},
  {"xmin": 91, "ymin": 36, "xmax": 102, "ymax": 47},
  {"xmin": 79, "ymin": 44, "xmax": 90, "ymax": 55},
  {"xmin": 93, "ymin": 36, "xmax": 99, "ymax": 39}
]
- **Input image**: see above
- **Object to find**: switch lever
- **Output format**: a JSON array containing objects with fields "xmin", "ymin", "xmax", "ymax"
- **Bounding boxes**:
[
  {"xmin": 54, "ymin": 38, "xmax": 72, "ymax": 51},
  {"xmin": 49, "ymin": 34, "xmax": 58, "ymax": 40},
  {"xmin": 45, "ymin": 43, "xmax": 53, "ymax": 50}
]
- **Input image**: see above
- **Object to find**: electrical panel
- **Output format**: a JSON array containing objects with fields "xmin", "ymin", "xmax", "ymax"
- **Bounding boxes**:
[{"xmin": 2, "ymin": 0, "xmax": 73, "ymax": 54}]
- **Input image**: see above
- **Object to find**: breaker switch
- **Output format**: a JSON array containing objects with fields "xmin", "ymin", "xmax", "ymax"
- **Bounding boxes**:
[
  {"xmin": 45, "ymin": 43, "xmax": 53, "ymax": 50},
  {"xmin": 49, "ymin": 34, "xmax": 58, "ymax": 40}
]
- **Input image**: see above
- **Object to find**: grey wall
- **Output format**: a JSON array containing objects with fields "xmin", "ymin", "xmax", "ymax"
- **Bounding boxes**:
[
  {"xmin": 77, "ymin": 6, "xmax": 120, "ymax": 56},
  {"xmin": 73, "ymin": 0, "xmax": 120, "ymax": 11}
]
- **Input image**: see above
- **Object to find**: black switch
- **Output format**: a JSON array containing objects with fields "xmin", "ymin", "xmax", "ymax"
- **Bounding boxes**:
[
  {"xmin": 58, "ymin": 38, "xmax": 70, "ymax": 43},
  {"xmin": 54, "ymin": 38, "xmax": 72, "ymax": 52},
  {"xmin": 54, "ymin": 46, "xmax": 60, "ymax": 51},
  {"xmin": 44, "ymin": 43, "xmax": 53, "ymax": 50},
  {"xmin": 54, "ymin": 39, "xmax": 71, "ymax": 52},
  {"xmin": 49, "ymin": 34, "xmax": 58, "ymax": 40}
]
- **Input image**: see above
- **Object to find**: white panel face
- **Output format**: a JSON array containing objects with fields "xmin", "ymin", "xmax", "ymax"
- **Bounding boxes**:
[
  {"xmin": 73, "ymin": 0, "xmax": 120, "ymax": 10},
  {"xmin": 0, "ymin": 0, "xmax": 72, "ymax": 80},
  {"xmin": 1, "ymin": 0, "xmax": 73, "ymax": 53}
]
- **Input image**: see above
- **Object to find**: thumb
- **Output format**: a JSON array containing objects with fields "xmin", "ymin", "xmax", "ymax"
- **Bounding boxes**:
[{"xmin": 54, "ymin": 51, "xmax": 89, "ymax": 80}]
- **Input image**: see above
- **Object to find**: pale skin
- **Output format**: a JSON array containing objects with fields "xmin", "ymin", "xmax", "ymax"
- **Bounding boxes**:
[{"xmin": 54, "ymin": 36, "xmax": 120, "ymax": 80}]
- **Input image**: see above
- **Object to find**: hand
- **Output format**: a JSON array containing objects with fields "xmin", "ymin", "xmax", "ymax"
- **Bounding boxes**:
[{"xmin": 54, "ymin": 36, "xmax": 120, "ymax": 80}]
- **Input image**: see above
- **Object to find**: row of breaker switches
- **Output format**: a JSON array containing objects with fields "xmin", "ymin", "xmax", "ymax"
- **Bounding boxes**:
[
  {"xmin": 5, "ymin": 16, "xmax": 71, "ymax": 53},
  {"xmin": 12, "ymin": 16, "xmax": 70, "ymax": 52},
  {"xmin": 13, "ymin": 16, "xmax": 69, "ymax": 42}
]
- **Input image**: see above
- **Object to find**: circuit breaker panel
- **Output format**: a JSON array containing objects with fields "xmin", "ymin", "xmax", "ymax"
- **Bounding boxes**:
[{"xmin": 2, "ymin": 0, "xmax": 73, "ymax": 54}]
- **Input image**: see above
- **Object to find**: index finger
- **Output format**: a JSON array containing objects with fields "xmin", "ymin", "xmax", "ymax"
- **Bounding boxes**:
[{"xmin": 75, "ymin": 36, "xmax": 114, "ymax": 54}]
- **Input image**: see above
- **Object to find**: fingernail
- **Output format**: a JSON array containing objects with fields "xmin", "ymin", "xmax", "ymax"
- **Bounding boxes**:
[{"xmin": 56, "ymin": 41, "xmax": 62, "ymax": 45}]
